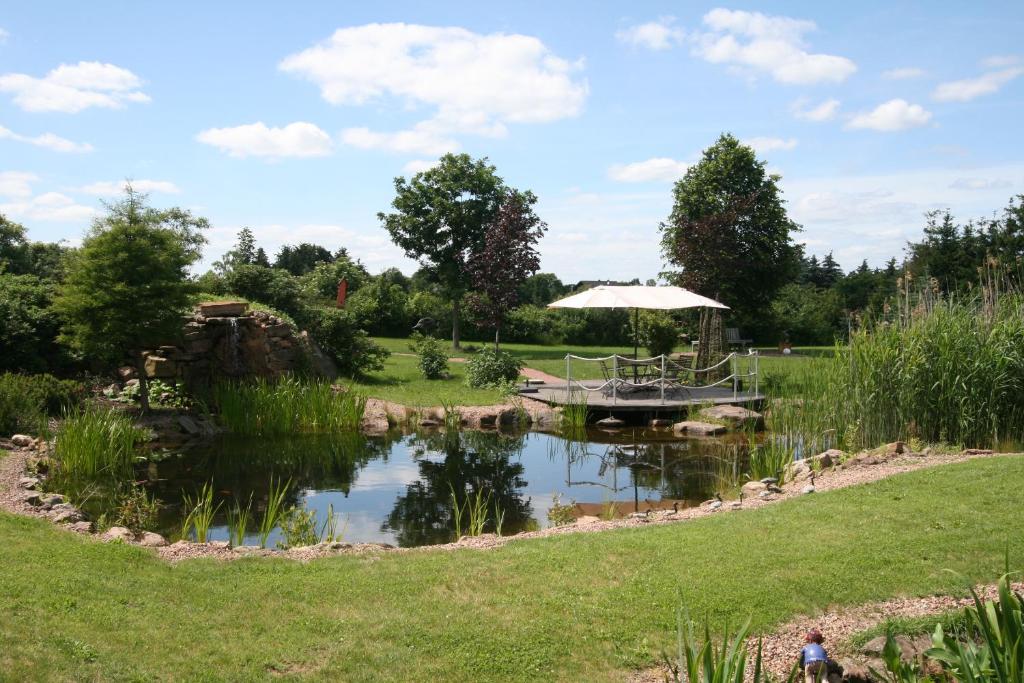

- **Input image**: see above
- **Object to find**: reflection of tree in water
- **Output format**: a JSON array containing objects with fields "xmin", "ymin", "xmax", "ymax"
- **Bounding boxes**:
[
  {"xmin": 148, "ymin": 432, "xmax": 401, "ymax": 533},
  {"xmin": 384, "ymin": 431, "xmax": 535, "ymax": 547}
]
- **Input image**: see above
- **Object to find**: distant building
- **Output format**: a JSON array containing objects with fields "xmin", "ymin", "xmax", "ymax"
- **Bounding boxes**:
[{"xmin": 572, "ymin": 278, "xmax": 639, "ymax": 291}]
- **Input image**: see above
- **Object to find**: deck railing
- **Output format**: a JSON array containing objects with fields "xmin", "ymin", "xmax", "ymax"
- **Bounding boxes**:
[{"xmin": 563, "ymin": 350, "xmax": 759, "ymax": 405}]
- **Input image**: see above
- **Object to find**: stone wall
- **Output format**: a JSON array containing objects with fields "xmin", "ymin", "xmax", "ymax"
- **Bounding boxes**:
[{"xmin": 142, "ymin": 301, "xmax": 336, "ymax": 383}]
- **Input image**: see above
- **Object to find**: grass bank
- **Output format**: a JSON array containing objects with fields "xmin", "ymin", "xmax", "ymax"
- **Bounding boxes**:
[{"xmin": 2, "ymin": 456, "xmax": 1022, "ymax": 681}]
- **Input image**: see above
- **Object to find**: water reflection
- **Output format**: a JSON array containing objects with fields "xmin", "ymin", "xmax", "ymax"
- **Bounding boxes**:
[{"xmin": 142, "ymin": 428, "xmax": 755, "ymax": 548}]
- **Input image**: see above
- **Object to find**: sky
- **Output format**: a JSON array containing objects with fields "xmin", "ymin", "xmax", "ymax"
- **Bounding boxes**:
[{"xmin": 1, "ymin": 2, "xmax": 1022, "ymax": 284}]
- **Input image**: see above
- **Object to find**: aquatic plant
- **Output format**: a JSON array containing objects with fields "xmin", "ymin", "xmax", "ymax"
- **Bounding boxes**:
[
  {"xmin": 97, "ymin": 484, "xmax": 160, "ymax": 534},
  {"xmin": 257, "ymin": 477, "xmax": 290, "ymax": 549},
  {"xmin": 52, "ymin": 408, "xmax": 145, "ymax": 495},
  {"xmin": 465, "ymin": 487, "xmax": 491, "ymax": 536},
  {"xmin": 440, "ymin": 399, "xmax": 461, "ymax": 432},
  {"xmin": 747, "ymin": 438, "xmax": 793, "ymax": 485},
  {"xmin": 547, "ymin": 493, "xmax": 576, "ymax": 527},
  {"xmin": 226, "ymin": 494, "xmax": 253, "ymax": 547},
  {"xmin": 319, "ymin": 504, "xmax": 347, "ymax": 543},
  {"xmin": 277, "ymin": 506, "xmax": 319, "ymax": 549},
  {"xmin": 560, "ymin": 390, "xmax": 590, "ymax": 431},
  {"xmin": 181, "ymin": 481, "xmax": 221, "ymax": 543},
  {"xmin": 493, "ymin": 502, "xmax": 506, "ymax": 537},
  {"xmin": 212, "ymin": 377, "xmax": 366, "ymax": 435}
]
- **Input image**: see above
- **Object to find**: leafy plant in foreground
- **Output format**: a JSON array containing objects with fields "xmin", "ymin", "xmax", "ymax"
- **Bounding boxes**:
[
  {"xmin": 181, "ymin": 481, "xmax": 221, "ymax": 543},
  {"xmin": 257, "ymin": 477, "xmax": 290, "ymax": 549}
]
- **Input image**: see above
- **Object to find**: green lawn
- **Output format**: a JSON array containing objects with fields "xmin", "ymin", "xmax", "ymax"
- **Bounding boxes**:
[
  {"xmin": 345, "ymin": 353, "xmax": 505, "ymax": 406},
  {"xmin": 2, "ymin": 456, "xmax": 1022, "ymax": 681}
]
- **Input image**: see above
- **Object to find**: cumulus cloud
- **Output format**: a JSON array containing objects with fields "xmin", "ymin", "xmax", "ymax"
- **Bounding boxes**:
[
  {"xmin": 77, "ymin": 179, "xmax": 181, "ymax": 196},
  {"xmin": 932, "ymin": 66, "xmax": 1024, "ymax": 102},
  {"xmin": 0, "ymin": 171, "xmax": 38, "ymax": 198},
  {"xmin": 608, "ymin": 157, "xmax": 690, "ymax": 183},
  {"xmin": 744, "ymin": 136, "xmax": 798, "ymax": 153},
  {"xmin": 341, "ymin": 121, "xmax": 458, "ymax": 156},
  {"xmin": 846, "ymin": 99, "xmax": 932, "ymax": 132},
  {"xmin": 791, "ymin": 97, "xmax": 840, "ymax": 121},
  {"xmin": 949, "ymin": 177, "xmax": 1012, "ymax": 191},
  {"xmin": 402, "ymin": 159, "xmax": 440, "ymax": 175},
  {"xmin": 0, "ymin": 61, "xmax": 149, "ymax": 113},
  {"xmin": 0, "ymin": 191, "xmax": 97, "ymax": 222},
  {"xmin": 0, "ymin": 124, "xmax": 93, "ymax": 153},
  {"xmin": 279, "ymin": 23, "xmax": 587, "ymax": 152},
  {"xmin": 691, "ymin": 8, "xmax": 856, "ymax": 84},
  {"xmin": 196, "ymin": 122, "xmax": 333, "ymax": 159},
  {"xmin": 616, "ymin": 17, "xmax": 685, "ymax": 50},
  {"xmin": 882, "ymin": 66, "xmax": 925, "ymax": 80}
]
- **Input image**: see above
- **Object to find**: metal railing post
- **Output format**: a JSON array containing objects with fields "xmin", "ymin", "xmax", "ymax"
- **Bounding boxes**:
[
  {"xmin": 753, "ymin": 350, "xmax": 759, "ymax": 397},
  {"xmin": 660, "ymin": 354, "xmax": 666, "ymax": 404},
  {"xmin": 566, "ymin": 354, "xmax": 571, "ymax": 400},
  {"xmin": 612, "ymin": 355, "xmax": 618, "ymax": 405}
]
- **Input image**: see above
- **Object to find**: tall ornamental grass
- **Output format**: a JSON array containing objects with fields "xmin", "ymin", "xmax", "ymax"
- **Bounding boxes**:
[
  {"xmin": 212, "ymin": 377, "xmax": 366, "ymax": 435},
  {"xmin": 768, "ymin": 292, "xmax": 1024, "ymax": 451},
  {"xmin": 52, "ymin": 408, "xmax": 145, "ymax": 493}
]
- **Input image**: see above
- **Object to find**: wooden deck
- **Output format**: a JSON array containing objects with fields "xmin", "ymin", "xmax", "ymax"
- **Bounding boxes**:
[{"xmin": 521, "ymin": 380, "xmax": 764, "ymax": 413}]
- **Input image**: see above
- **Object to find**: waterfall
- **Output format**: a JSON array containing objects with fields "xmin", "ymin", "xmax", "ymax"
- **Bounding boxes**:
[{"xmin": 227, "ymin": 318, "xmax": 242, "ymax": 375}]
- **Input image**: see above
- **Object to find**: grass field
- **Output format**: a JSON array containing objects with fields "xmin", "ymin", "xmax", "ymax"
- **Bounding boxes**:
[{"xmin": 2, "ymin": 456, "xmax": 1021, "ymax": 682}]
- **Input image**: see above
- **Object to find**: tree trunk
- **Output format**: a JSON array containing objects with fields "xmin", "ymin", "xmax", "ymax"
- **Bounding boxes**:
[
  {"xmin": 135, "ymin": 353, "xmax": 151, "ymax": 412},
  {"xmin": 451, "ymin": 297, "xmax": 462, "ymax": 350},
  {"xmin": 494, "ymin": 324, "xmax": 501, "ymax": 351}
]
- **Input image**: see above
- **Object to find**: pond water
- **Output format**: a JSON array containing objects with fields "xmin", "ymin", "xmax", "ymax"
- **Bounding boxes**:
[{"xmin": 141, "ymin": 428, "xmax": 753, "ymax": 548}]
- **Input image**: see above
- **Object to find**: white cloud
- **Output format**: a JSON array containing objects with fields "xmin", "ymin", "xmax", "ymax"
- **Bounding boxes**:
[
  {"xmin": 0, "ymin": 27, "xmax": 8, "ymax": 43},
  {"xmin": 0, "ymin": 191, "xmax": 98, "ymax": 222},
  {"xmin": 691, "ymin": 8, "xmax": 856, "ymax": 85},
  {"xmin": 196, "ymin": 122, "xmax": 333, "ymax": 159},
  {"xmin": 77, "ymin": 179, "xmax": 181, "ymax": 196},
  {"xmin": 949, "ymin": 177, "xmax": 1011, "ymax": 191},
  {"xmin": 0, "ymin": 124, "xmax": 93, "ymax": 153},
  {"xmin": 280, "ymin": 23, "xmax": 587, "ymax": 151},
  {"xmin": 981, "ymin": 55, "xmax": 1020, "ymax": 68},
  {"xmin": 0, "ymin": 171, "xmax": 38, "ymax": 198},
  {"xmin": 791, "ymin": 97, "xmax": 840, "ymax": 122},
  {"xmin": 402, "ymin": 159, "xmax": 440, "ymax": 175},
  {"xmin": 616, "ymin": 17, "xmax": 685, "ymax": 50},
  {"xmin": 882, "ymin": 67, "xmax": 926, "ymax": 80},
  {"xmin": 0, "ymin": 61, "xmax": 149, "ymax": 113},
  {"xmin": 341, "ymin": 121, "xmax": 458, "ymax": 156},
  {"xmin": 608, "ymin": 157, "xmax": 690, "ymax": 183},
  {"xmin": 846, "ymin": 99, "xmax": 932, "ymax": 132},
  {"xmin": 932, "ymin": 66, "xmax": 1024, "ymax": 102},
  {"xmin": 744, "ymin": 136, "xmax": 798, "ymax": 153}
]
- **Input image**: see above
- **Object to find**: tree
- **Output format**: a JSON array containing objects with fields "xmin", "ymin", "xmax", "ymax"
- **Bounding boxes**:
[
  {"xmin": 464, "ymin": 191, "xmax": 546, "ymax": 348},
  {"xmin": 518, "ymin": 273, "xmax": 567, "ymax": 306},
  {"xmin": 213, "ymin": 227, "xmax": 259, "ymax": 275},
  {"xmin": 660, "ymin": 133, "xmax": 802, "ymax": 323},
  {"xmin": 55, "ymin": 189, "xmax": 207, "ymax": 410},
  {"xmin": 274, "ymin": 243, "xmax": 333, "ymax": 276},
  {"xmin": 379, "ymin": 153, "xmax": 508, "ymax": 348}
]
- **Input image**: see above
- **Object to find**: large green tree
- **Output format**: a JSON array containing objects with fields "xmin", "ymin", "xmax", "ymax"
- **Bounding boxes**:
[
  {"xmin": 379, "ymin": 153, "xmax": 509, "ymax": 348},
  {"xmin": 660, "ymin": 133, "xmax": 802, "ymax": 325},
  {"xmin": 55, "ymin": 189, "xmax": 207, "ymax": 410}
]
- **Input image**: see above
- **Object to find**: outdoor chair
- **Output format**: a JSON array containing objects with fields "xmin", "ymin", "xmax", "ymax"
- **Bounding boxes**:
[{"xmin": 725, "ymin": 328, "xmax": 753, "ymax": 351}]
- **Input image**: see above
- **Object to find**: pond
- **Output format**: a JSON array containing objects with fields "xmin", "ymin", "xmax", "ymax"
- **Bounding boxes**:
[{"xmin": 140, "ymin": 428, "xmax": 754, "ymax": 548}]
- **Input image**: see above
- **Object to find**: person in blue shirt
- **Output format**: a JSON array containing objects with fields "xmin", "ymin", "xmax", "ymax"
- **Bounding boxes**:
[{"xmin": 799, "ymin": 628, "xmax": 829, "ymax": 683}]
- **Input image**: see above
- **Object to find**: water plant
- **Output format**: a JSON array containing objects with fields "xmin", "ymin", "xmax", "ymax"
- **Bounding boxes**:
[
  {"xmin": 493, "ymin": 501, "xmax": 506, "ymax": 537},
  {"xmin": 440, "ymin": 399, "xmax": 461, "ymax": 431},
  {"xmin": 212, "ymin": 377, "xmax": 366, "ymax": 436},
  {"xmin": 181, "ymin": 481, "xmax": 221, "ymax": 543},
  {"xmin": 319, "ymin": 504, "xmax": 347, "ymax": 543},
  {"xmin": 277, "ymin": 506, "xmax": 319, "ymax": 549},
  {"xmin": 547, "ymin": 493, "xmax": 576, "ymax": 527},
  {"xmin": 449, "ymin": 485, "xmax": 492, "ymax": 539},
  {"xmin": 747, "ymin": 438, "xmax": 793, "ymax": 485},
  {"xmin": 97, "ymin": 484, "xmax": 160, "ymax": 534},
  {"xmin": 560, "ymin": 390, "xmax": 590, "ymax": 432},
  {"xmin": 226, "ymin": 494, "xmax": 253, "ymax": 547},
  {"xmin": 257, "ymin": 477, "xmax": 290, "ymax": 549},
  {"xmin": 52, "ymin": 408, "xmax": 146, "ymax": 496}
]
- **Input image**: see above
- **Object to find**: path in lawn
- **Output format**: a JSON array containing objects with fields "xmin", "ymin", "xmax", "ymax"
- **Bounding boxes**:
[{"xmin": 2, "ymin": 456, "xmax": 1023, "ymax": 681}]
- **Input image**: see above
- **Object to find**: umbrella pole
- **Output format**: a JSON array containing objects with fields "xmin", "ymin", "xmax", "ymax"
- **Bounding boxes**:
[{"xmin": 633, "ymin": 308, "xmax": 639, "ymax": 359}]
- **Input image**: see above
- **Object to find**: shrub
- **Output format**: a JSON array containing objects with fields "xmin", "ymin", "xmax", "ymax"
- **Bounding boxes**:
[
  {"xmin": 306, "ymin": 307, "xmax": 389, "ymax": 376},
  {"xmin": 224, "ymin": 265, "xmax": 305, "ymax": 322},
  {"xmin": 409, "ymin": 333, "xmax": 448, "ymax": 379},
  {"xmin": 0, "ymin": 373, "xmax": 85, "ymax": 434},
  {"xmin": 465, "ymin": 348, "xmax": 522, "ymax": 388},
  {"xmin": 640, "ymin": 312, "xmax": 679, "ymax": 357},
  {"xmin": 97, "ymin": 484, "xmax": 160, "ymax": 533},
  {"xmin": 0, "ymin": 273, "xmax": 70, "ymax": 374}
]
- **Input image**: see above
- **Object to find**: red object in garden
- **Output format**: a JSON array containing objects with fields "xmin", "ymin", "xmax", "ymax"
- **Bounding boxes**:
[{"xmin": 336, "ymin": 278, "xmax": 348, "ymax": 308}]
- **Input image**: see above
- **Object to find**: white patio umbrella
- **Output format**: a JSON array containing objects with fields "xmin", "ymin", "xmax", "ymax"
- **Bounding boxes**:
[{"xmin": 546, "ymin": 285, "xmax": 728, "ymax": 358}]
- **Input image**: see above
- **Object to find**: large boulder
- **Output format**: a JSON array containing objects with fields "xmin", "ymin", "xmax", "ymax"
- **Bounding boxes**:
[
  {"xmin": 699, "ymin": 405, "xmax": 764, "ymax": 430},
  {"xmin": 198, "ymin": 301, "xmax": 247, "ymax": 317},
  {"xmin": 741, "ymin": 480, "xmax": 767, "ymax": 495},
  {"xmin": 144, "ymin": 355, "xmax": 177, "ymax": 379},
  {"xmin": 102, "ymin": 526, "xmax": 135, "ymax": 542},
  {"xmin": 672, "ymin": 421, "xmax": 727, "ymax": 436}
]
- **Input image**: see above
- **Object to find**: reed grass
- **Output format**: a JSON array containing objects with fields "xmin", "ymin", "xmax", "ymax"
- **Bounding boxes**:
[
  {"xmin": 747, "ymin": 438, "xmax": 794, "ymax": 485},
  {"xmin": 226, "ymin": 494, "xmax": 253, "ymax": 547},
  {"xmin": 319, "ymin": 504, "xmax": 347, "ymax": 543},
  {"xmin": 449, "ymin": 485, "xmax": 492, "ymax": 539},
  {"xmin": 212, "ymin": 377, "xmax": 366, "ymax": 436},
  {"xmin": 561, "ymin": 390, "xmax": 590, "ymax": 430},
  {"xmin": 52, "ymin": 408, "xmax": 145, "ymax": 496},
  {"xmin": 181, "ymin": 481, "xmax": 220, "ymax": 543},
  {"xmin": 440, "ymin": 400, "xmax": 461, "ymax": 432},
  {"xmin": 257, "ymin": 477, "xmax": 290, "ymax": 549}
]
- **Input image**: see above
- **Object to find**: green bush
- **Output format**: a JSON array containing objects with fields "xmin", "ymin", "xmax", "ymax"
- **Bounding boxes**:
[
  {"xmin": 224, "ymin": 265, "xmax": 305, "ymax": 322},
  {"xmin": 409, "ymin": 333, "xmax": 448, "ymax": 379},
  {"xmin": 0, "ymin": 373, "xmax": 85, "ymax": 434},
  {"xmin": 640, "ymin": 312, "xmax": 679, "ymax": 357},
  {"xmin": 306, "ymin": 308, "xmax": 389, "ymax": 376},
  {"xmin": 0, "ymin": 273, "xmax": 70, "ymax": 374},
  {"xmin": 465, "ymin": 348, "xmax": 522, "ymax": 388}
]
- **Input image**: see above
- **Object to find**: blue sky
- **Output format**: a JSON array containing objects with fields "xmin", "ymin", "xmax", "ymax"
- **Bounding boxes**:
[{"xmin": 2, "ymin": 2, "xmax": 1022, "ymax": 283}]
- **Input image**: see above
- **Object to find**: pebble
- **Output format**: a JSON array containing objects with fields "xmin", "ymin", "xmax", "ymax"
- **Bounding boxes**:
[{"xmin": 802, "ymin": 485, "xmax": 816, "ymax": 494}]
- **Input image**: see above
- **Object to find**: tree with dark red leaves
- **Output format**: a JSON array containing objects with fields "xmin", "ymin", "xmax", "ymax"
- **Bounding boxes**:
[{"xmin": 465, "ymin": 191, "xmax": 546, "ymax": 349}]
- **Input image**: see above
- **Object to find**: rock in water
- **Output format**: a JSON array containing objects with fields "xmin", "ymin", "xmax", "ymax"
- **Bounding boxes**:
[{"xmin": 596, "ymin": 417, "xmax": 625, "ymax": 428}]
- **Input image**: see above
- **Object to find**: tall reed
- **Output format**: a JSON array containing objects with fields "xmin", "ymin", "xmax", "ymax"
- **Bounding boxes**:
[
  {"xmin": 747, "ymin": 438, "xmax": 794, "ymax": 485},
  {"xmin": 213, "ymin": 377, "xmax": 366, "ymax": 436},
  {"xmin": 181, "ymin": 481, "xmax": 221, "ymax": 543},
  {"xmin": 226, "ymin": 494, "xmax": 253, "ymax": 547},
  {"xmin": 52, "ymin": 408, "xmax": 145, "ymax": 495},
  {"xmin": 257, "ymin": 477, "xmax": 290, "ymax": 549}
]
